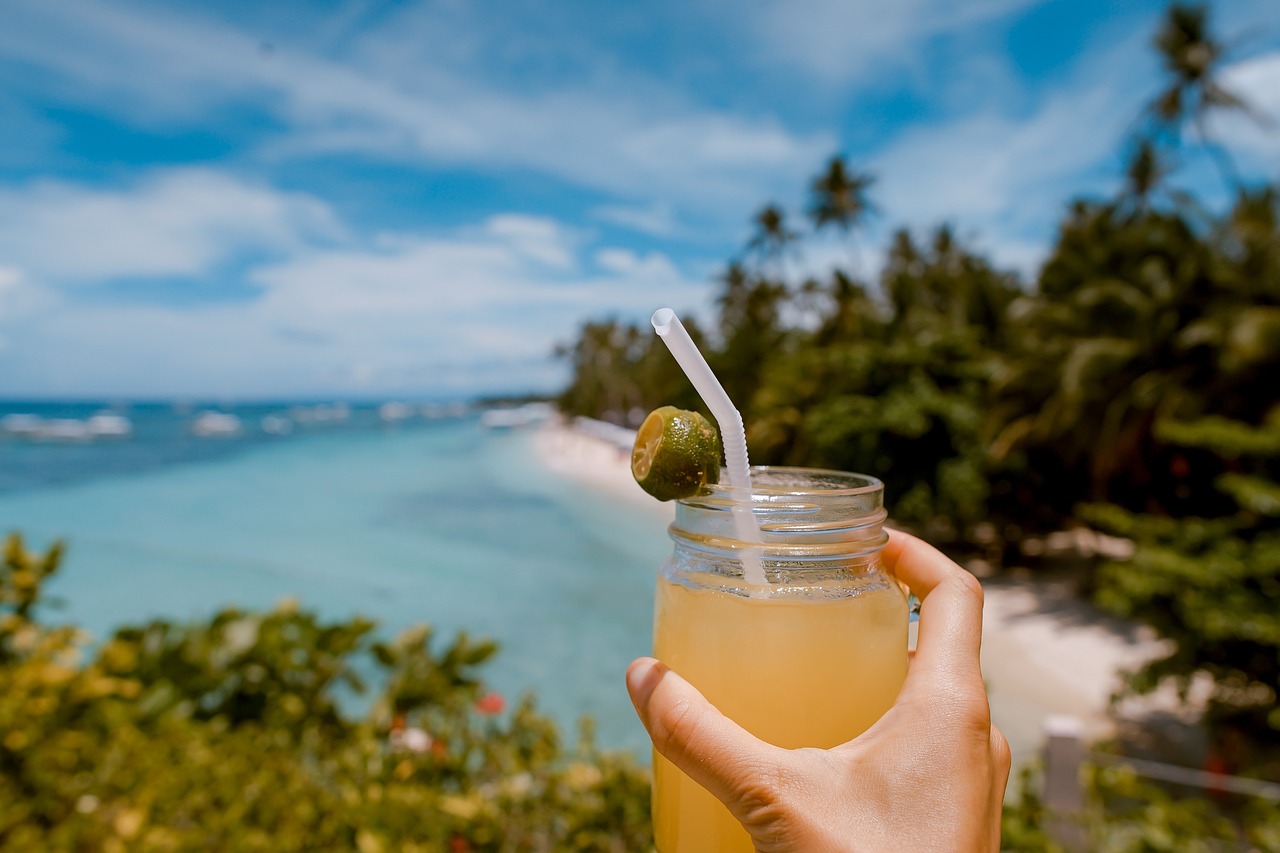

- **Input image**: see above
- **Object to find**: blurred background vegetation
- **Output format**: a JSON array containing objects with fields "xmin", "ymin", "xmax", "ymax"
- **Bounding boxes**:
[
  {"xmin": 559, "ymin": 3, "xmax": 1280, "ymax": 848},
  {"xmin": 3, "ymin": 3, "xmax": 1278, "ymax": 850}
]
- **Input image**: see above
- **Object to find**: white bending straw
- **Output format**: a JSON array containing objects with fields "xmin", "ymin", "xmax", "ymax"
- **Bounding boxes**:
[{"xmin": 651, "ymin": 308, "xmax": 767, "ymax": 587}]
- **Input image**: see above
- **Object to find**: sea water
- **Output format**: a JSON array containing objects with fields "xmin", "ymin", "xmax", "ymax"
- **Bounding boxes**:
[{"xmin": 0, "ymin": 402, "xmax": 664, "ymax": 752}]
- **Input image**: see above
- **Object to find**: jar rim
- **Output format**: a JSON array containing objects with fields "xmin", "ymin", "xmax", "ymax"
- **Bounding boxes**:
[
  {"xmin": 671, "ymin": 466, "xmax": 886, "ymax": 563},
  {"xmin": 682, "ymin": 466, "xmax": 883, "ymax": 503}
]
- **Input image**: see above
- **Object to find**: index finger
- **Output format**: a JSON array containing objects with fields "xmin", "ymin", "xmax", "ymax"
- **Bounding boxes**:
[
  {"xmin": 881, "ymin": 528, "xmax": 984, "ymax": 680},
  {"xmin": 625, "ymin": 657, "xmax": 788, "ymax": 814}
]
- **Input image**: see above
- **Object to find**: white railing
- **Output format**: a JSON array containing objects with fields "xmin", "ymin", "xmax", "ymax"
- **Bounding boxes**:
[{"xmin": 1040, "ymin": 715, "xmax": 1280, "ymax": 852}]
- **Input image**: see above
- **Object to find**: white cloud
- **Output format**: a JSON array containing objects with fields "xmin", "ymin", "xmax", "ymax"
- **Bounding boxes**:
[
  {"xmin": 873, "ymin": 85, "xmax": 1122, "ymax": 225},
  {"xmin": 248, "ymin": 217, "xmax": 705, "ymax": 343},
  {"xmin": 0, "ymin": 267, "xmax": 21, "ymax": 295},
  {"xmin": 857, "ymin": 23, "xmax": 1158, "ymax": 272},
  {"xmin": 0, "ymin": 170, "xmax": 341, "ymax": 283},
  {"xmin": 4, "ymin": 0, "xmax": 1272, "ymax": 399},
  {"xmin": 591, "ymin": 202, "xmax": 680, "ymax": 237},
  {"xmin": 835, "ymin": 41, "xmax": 1278, "ymax": 281},
  {"xmin": 0, "ymin": 203, "xmax": 715, "ymax": 397},
  {"xmin": 594, "ymin": 248, "xmax": 680, "ymax": 277},
  {"xmin": 0, "ymin": 145, "xmax": 716, "ymax": 396},
  {"xmin": 0, "ymin": 267, "xmax": 29, "ymax": 320},
  {"xmin": 0, "ymin": 266, "xmax": 58, "ymax": 321},
  {"xmin": 484, "ymin": 215, "xmax": 581, "ymax": 270},
  {"xmin": 1215, "ymin": 51, "xmax": 1280, "ymax": 162},
  {"xmin": 733, "ymin": 0, "xmax": 1044, "ymax": 84},
  {"xmin": 0, "ymin": 0, "xmax": 831, "ymax": 218}
]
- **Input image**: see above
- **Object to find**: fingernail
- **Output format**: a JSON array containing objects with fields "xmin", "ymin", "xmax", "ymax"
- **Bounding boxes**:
[{"xmin": 626, "ymin": 657, "xmax": 666, "ymax": 719}]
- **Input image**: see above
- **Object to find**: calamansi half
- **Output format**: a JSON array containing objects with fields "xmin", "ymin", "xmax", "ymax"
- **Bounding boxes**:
[{"xmin": 631, "ymin": 406, "xmax": 722, "ymax": 501}]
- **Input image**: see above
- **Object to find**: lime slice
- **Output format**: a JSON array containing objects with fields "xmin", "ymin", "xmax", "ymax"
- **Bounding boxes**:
[{"xmin": 631, "ymin": 406, "xmax": 722, "ymax": 501}]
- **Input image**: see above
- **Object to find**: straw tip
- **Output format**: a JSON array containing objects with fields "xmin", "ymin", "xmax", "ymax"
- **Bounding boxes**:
[{"xmin": 651, "ymin": 308, "xmax": 675, "ymax": 335}]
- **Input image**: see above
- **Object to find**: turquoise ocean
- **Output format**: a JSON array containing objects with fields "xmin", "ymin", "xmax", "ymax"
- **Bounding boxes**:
[{"xmin": 0, "ymin": 402, "xmax": 665, "ymax": 753}]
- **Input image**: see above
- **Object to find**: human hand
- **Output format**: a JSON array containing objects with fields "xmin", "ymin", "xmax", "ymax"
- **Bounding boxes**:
[{"xmin": 626, "ymin": 528, "xmax": 1011, "ymax": 852}]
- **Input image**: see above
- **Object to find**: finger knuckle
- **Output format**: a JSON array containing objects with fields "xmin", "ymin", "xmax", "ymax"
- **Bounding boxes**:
[
  {"xmin": 733, "ymin": 764, "xmax": 794, "ymax": 829},
  {"xmin": 937, "ymin": 678, "xmax": 992, "ymax": 726},
  {"xmin": 947, "ymin": 570, "xmax": 985, "ymax": 607},
  {"xmin": 959, "ymin": 704, "xmax": 995, "ymax": 746},
  {"xmin": 990, "ymin": 726, "xmax": 1013, "ymax": 774},
  {"xmin": 651, "ymin": 697, "xmax": 700, "ymax": 758},
  {"xmin": 929, "ymin": 683, "xmax": 994, "ymax": 746}
]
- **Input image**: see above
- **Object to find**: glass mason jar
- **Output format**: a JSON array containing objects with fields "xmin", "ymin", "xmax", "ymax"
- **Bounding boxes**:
[{"xmin": 651, "ymin": 467, "xmax": 909, "ymax": 853}]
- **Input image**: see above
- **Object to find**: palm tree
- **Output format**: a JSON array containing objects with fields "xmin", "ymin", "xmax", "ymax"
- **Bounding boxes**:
[
  {"xmin": 1121, "ymin": 139, "xmax": 1168, "ymax": 214},
  {"xmin": 554, "ymin": 319, "xmax": 642, "ymax": 420},
  {"xmin": 987, "ymin": 187, "xmax": 1280, "ymax": 515},
  {"xmin": 989, "ymin": 204, "xmax": 1191, "ymax": 495},
  {"xmin": 808, "ymin": 157, "xmax": 876, "ymax": 277},
  {"xmin": 812, "ymin": 270, "xmax": 881, "ymax": 346},
  {"xmin": 713, "ymin": 262, "xmax": 788, "ymax": 411},
  {"xmin": 745, "ymin": 203, "xmax": 797, "ymax": 270},
  {"xmin": 880, "ymin": 225, "xmax": 1018, "ymax": 344},
  {"xmin": 1223, "ymin": 186, "xmax": 1280, "ymax": 302},
  {"xmin": 807, "ymin": 157, "xmax": 876, "ymax": 237},
  {"xmin": 882, "ymin": 228, "xmax": 926, "ymax": 324},
  {"xmin": 1147, "ymin": 3, "xmax": 1252, "ymax": 187}
]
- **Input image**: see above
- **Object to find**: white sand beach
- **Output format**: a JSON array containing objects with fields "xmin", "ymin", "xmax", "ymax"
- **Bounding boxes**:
[
  {"xmin": 529, "ymin": 416, "xmax": 1170, "ymax": 771},
  {"xmin": 531, "ymin": 416, "xmax": 674, "ymax": 519}
]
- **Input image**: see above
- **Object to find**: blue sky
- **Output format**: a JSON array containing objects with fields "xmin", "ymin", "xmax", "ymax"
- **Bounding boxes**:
[{"xmin": 0, "ymin": 0, "xmax": 1277, "ymax": 399}]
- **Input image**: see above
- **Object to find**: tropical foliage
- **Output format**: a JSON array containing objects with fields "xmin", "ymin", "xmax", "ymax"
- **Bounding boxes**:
[
  {"xmin": 559, "ymin": 178, "xmax": 1021, "ymax": 534},
  {"xmin": 558, "ymin": 0, "xmax": 1280, "ymax": 836},
  {"xmin": 0, "ymin": 534, "xmax": 651, "ymax": 852},
  {"xmin": 6, "ymin": 2, "xmax": 1277, "ymax": 849},
  {"xmin": 1086, "ymin": 405, "xmax": 1280, "ymax": 776},
  {"xmin": 7, "ymin": 529, "xmax": 1279, "ymax": 850},
  {"xmin": 1001, "ymin": 762, "xmax": 1280, "ymax": 851}
]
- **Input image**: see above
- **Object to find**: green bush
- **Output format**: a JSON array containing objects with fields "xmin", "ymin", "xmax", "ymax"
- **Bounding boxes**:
[
  {"xmin": 1001, "ymin": 762, "xmax": 1280, "ymax": 852},
  {"xmin": 0, "ymin": 533, "xmax": 652, "ymax": 852}
]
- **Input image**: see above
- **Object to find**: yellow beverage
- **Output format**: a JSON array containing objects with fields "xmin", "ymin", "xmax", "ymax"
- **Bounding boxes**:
[{"xmin": 652, "ymin": 575, "xmax": 908, "ymax": 851}]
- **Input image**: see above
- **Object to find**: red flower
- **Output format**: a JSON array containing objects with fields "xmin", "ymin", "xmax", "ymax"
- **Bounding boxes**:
[
  {"xmin": 449, "ymin": 835, "xmax": 472, "ymax": 852},
  {"xmin": 474, "ymin": 692, "xmax": 506, "ymax": 715}
]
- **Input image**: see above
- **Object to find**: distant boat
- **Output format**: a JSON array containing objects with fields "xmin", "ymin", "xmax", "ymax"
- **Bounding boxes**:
[
  {"xmin": 190, "ymin": 411, "xmax": 242, "ymax": 437},
  {"xmin": 379, "ymin": 401, "xmax": 414, "ymax": 423},
  {"xmin": 2, "ymin": 412, "xmax": 132, "ymax": 442},
  {"xmin": 261, "ymin": 415, "xmax": 293, "ymax": 436},
  {"xmin": 420, "ymin": 402, "xmax": 470, "ymax": 419},
  {"xmin": 481, "ymin": 403, "xmax": 553, "ymax": 430},
  {"xmin": 35, "ymin": 419, "xmax": 94, "ymax": 442},
  {"xmin": 288, "ymin": 403, "xmax": 350, "ymax": 425},
  {"xmin": 86, "ymin": 412, "xmax": 133, "ymax": 438},
  {"xmin": 0, "ymin": 413, "xmax": 43, "ymax": 437}
]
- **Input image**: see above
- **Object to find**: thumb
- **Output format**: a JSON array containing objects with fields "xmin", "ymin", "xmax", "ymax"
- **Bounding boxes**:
[{"xmin": 626, "ymin": 657, "xmax": 782, "ymax": 809}]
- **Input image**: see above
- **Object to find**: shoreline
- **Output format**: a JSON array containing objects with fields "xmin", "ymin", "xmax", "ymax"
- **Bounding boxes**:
[
  {"xmin": 527, "ymin": 415, "xmax": 1171, "ymax": 770},
  {"xmin": 529, "ymin": 415, "xmax": 675, "ymax": 521}
]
